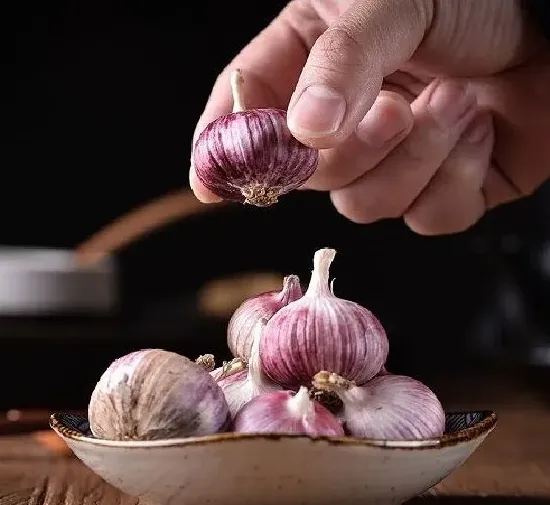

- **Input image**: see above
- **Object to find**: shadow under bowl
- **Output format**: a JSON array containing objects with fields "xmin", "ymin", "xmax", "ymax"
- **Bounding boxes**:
[{"xmin": 51, "ymin": 411, "xmax": 497, "ymax": 505}]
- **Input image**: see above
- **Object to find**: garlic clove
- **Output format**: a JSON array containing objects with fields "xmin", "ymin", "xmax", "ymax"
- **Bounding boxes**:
[
  {"xmin": 227, "ymin": 274, "xmax": 303, "ymax": 360},
  {"xmin": 313, "ymin": 371, "xmax": 446, "ymax": 440},
  {"xmin": 88, "ymin": 349, "xmax": 230, "ymax": 441},
  {"xmin": 232, "ymin": 386, "xmax": 344, "ymax": 436},
  {"xmin": 260, "ymin": 248, "xmax": 389, "ymax": 389},
  {"xmin": 192, "ymin": 69, "xmax": 319, "ymax": 207}
]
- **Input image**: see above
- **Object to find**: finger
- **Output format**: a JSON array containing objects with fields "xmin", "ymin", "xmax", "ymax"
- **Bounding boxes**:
[
  {"xmin": 302, "ymin": 90, "xmax": 413, "ymax": 191},
  {"xmin": 330, "ymin": 79, "xmax": 477, "ymax": 224},
  {"xmin": 404, "ymin": 113, "xmax": 493, "ymax": 235},
  {"xmin": 287, "ymin": 0, "xmax": 433, "ymax": 148},
  {"xmin": 482, "ymin": 165, "xmax": 522, "ymax": 209},
  {"xmin": 189, "ymin": 0, "xmax": 329, "ymax": 202}
]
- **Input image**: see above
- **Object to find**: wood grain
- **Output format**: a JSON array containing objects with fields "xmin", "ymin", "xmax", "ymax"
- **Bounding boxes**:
[{"xmin": 0, "ymin": 406, "xmax": 548, "ymax": 505}]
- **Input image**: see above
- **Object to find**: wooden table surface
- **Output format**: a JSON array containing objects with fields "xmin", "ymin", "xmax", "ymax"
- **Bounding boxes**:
[{"xmin": 0, "ymin": 374, "xmax": 549, "ymax": 505}]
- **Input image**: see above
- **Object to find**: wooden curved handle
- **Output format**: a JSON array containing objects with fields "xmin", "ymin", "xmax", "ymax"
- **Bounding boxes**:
[{"xmin": 75, "ymin": 189, "xmax": 229, "ymax": 266}]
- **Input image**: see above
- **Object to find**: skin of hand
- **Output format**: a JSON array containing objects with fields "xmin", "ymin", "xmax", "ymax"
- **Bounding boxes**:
[{"xmin": 189, "ymin": 0, "xmax": 550, "ymax": 235}]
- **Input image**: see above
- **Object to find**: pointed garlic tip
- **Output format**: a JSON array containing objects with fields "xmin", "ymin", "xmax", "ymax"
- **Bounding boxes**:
[
  {"xmin": 195, "ymin": 354, "xmax": 216, "ymax": 372},
  {"xmin": 313, "ymin": 248, "xmax": 337, "ymax": 271},
  {"xmin": 306, "ymin": 248, "xmax": 336, "ymax": 296},
  {"xmin": 288, "ymin": 386, "xmax": 312, "ymax": 417},
  {"xmin": 281, "ymin": 274, "xmax": 303, "ymax": 301},
  {"xmin": 283, "ymin": 274, "xmax": 300, "ymax": 288},
  {"xmin": 230, "ymin": 68, "xmax": 246, "ymax": 113},
  {"xmin": 312, "ymin": 371, "xmax": 353, "ymax": 392}
]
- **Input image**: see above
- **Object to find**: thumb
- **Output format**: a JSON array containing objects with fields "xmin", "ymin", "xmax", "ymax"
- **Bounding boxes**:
[{"xmin": 287, "ymin": 0, "xmax": 433, "ymax": 148}]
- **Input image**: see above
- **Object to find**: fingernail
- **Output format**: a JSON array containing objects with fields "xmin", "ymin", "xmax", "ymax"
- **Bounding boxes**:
[
  {"xmin": 428, "ymin": 81, "xmax": 476, "ymax": 129},
  {"xmin": 288, "ymin": 85, "xmax": 346, "ymax": 136},
  {"xmin": 464, "ymin": 116, "xmax": 490, "ymax": 144},
  {"xmin": 356, "ymin": 98, "xmax": 409, "ymax": 147}
]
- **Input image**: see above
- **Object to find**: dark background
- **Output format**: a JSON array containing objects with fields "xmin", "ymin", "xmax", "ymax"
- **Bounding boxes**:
[{"xmin": 8, "ymin": 0, "xmax": 550, "ymax": 410}]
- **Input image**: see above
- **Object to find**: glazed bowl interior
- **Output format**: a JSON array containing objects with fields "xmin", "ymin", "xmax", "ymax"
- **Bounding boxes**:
[{"xmin": 51, "ymin": 411, "xmax": 496, "ymax": 505}]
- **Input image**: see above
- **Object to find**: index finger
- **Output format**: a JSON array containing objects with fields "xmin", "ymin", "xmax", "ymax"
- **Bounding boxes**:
[{"xmin": 189, "ymin": 1, "xmax": 328, "ymax": 203}]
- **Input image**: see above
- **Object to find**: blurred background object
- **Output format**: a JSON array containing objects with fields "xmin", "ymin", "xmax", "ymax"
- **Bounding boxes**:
[
  {"xmin": 6, "ymin": 0, "xmax": 550, "ymax": 414},
  {"xmin": 0, "ymin": 247, "xmax": 116, "ymax": 315}
]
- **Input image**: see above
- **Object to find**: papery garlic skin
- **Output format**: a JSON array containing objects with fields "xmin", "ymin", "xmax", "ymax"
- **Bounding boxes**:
[
  {"xmin": 195, "ymin": 354, "xmax": 216, "ymax": 372},
  {"xmin": 218, "ymin": 321, "xmax": 282, "ymax": 417},
  {"xmin": 260, "ymin": 248, "xmax": 389, "ymax": 389},
  {"xmin": 88, "ymin": 349, "xmax": 230, "ymax": 441},
  {"xmin": 228, "ymin": 275, "xmax": 303, "ymax": 360},
  {"xmin": 313, "ymin": 371, "xmax": 445, "ymax": 440},
  {"xmin": 210, "ymin": 357, "xmax": 247, "ymax": 382},
  {"xmin": 192, "ymin": 70, "xmax": 319, "ymax": 207},
  {"xmin": 232, "ymin": 386, "xmax": 344, "ymax": 436}
]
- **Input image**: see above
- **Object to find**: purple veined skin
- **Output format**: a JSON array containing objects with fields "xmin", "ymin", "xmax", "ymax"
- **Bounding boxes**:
[
  {"xmin": 260, "ymin": 248, "xmax": 389, "ymax": 389},
  {"xmin": 232, "ymin": 387, "xmax": 344, "ymax": 437},
  {"xmin": 193, "ymin": 108, "xmax": 319, "ymax": 207},
  {"xmin": 313, "ymin": 371, "xmax": 446, "ymax": 440},
  {"xmin": 227, "ymin": 274, "xmax": 303, "ymax": 361}
]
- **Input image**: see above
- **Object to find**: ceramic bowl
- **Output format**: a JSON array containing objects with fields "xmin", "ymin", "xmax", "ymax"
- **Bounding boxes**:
[{"xmin": 51, "ymin": 410, "xmax": 496, "ymax": 505}]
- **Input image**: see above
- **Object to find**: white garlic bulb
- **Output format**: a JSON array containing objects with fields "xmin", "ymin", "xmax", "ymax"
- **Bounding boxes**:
[{"xmin": 88, "ymin": 349, "xmax": 230, "ymax": 440}]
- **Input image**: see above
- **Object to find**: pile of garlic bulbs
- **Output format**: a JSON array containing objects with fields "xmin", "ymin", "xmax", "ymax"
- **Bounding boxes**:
[{"xmin": 88, "ymin": 248, "xmax": 445, "ymax": 441}]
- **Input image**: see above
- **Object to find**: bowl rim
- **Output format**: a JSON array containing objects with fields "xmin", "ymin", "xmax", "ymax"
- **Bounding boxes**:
[{"xmin": 50, "ymin": 410, "xmax": 497, "ymax": 451}]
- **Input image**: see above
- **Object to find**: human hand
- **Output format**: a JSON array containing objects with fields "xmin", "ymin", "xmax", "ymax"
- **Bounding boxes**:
[{"xmin": 189, "ymin": 0, "xmax": 549, "ymax": 234}]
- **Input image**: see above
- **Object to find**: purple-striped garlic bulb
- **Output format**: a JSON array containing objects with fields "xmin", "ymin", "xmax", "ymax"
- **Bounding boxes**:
[
  {"xmin": 313, "ymin": 371, "xmax": 446, "ymax": 440},
  {"xmin": 227, "ymin": 274, "xmax": 303, "ymax": 360},
  {"xmin": 192, "ymin": 69, "xmax": 319, "ymax": 207},
  {"xmin": 260, "ymin": 248, "xmax": 389, "ymax": 389},
  {"xmin": 88, "ymin": 349, "xmax": 230, "ymax": 441},
  {"xmin": 232, "ymin": 386, "xmax": 344, "ymax": 437}
]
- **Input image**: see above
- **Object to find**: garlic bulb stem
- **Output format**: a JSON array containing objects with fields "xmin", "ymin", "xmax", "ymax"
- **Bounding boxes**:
[
  {"xmin": 287, "ymin": 386, "xmax": 312, "ymax": 417},
  {"xmin": 306, "ymin": 248, "xmax": 336, "ymax": 297},
  {"xmin": 217, "ymin": 319, "xmax": 282, "ymax": 416},
  {"xmin": 247, "ymin": 317, "xmax": 266, "ymax": 383},
  {"xmin": 231, "ymin": 69, "xmax": 246, "ymax": 113}
]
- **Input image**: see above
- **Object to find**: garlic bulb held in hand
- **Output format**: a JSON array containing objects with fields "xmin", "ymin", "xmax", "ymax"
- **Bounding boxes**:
[
  {"xmin": 192, "ymin": 69, "xmax": 319, "ymax": 207},
  {"xmin": 260, "ymin": 248, "xmax": 389, "ymax": 389},
  {"xmin": 313, "ymin": 371, "xmax": 446, "ymax": 440},
  {"xmin": 233, "ymin": 386, "xmax": 344, "ymax": 437},
  {"xmin": 218, "ymin": 319, "xmax": 281, "ymax": 417},
  {"xmin": 228, "ymin": 274, "xmax": 302, "ymax": 360},
  {"xmin": 89, "ymin": 349, "xmax": 230, "ymax": 441}
]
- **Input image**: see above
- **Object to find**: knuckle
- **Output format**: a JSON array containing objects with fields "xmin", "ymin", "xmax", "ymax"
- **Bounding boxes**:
[
  {"xmin": 330, "ymin": 186, "xmax": 406, "ymax": 224},
  {"xmin": 395, "ymin": 138, "xmax": 431, "ymax": 167},
  {"xmin": 404, "ymin": 206, "xmax": 476, "ymax": 236},
  {"xmin": 330, "ymin": 188, "xmax": 373, "ymax": 224},
  {"xmin": 403, "ymin": 211, "xmax": 439, "ymax": 236},
  {"xmin": 310, "ymin": 27, "xmax": 365, "ymax": 75}
]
